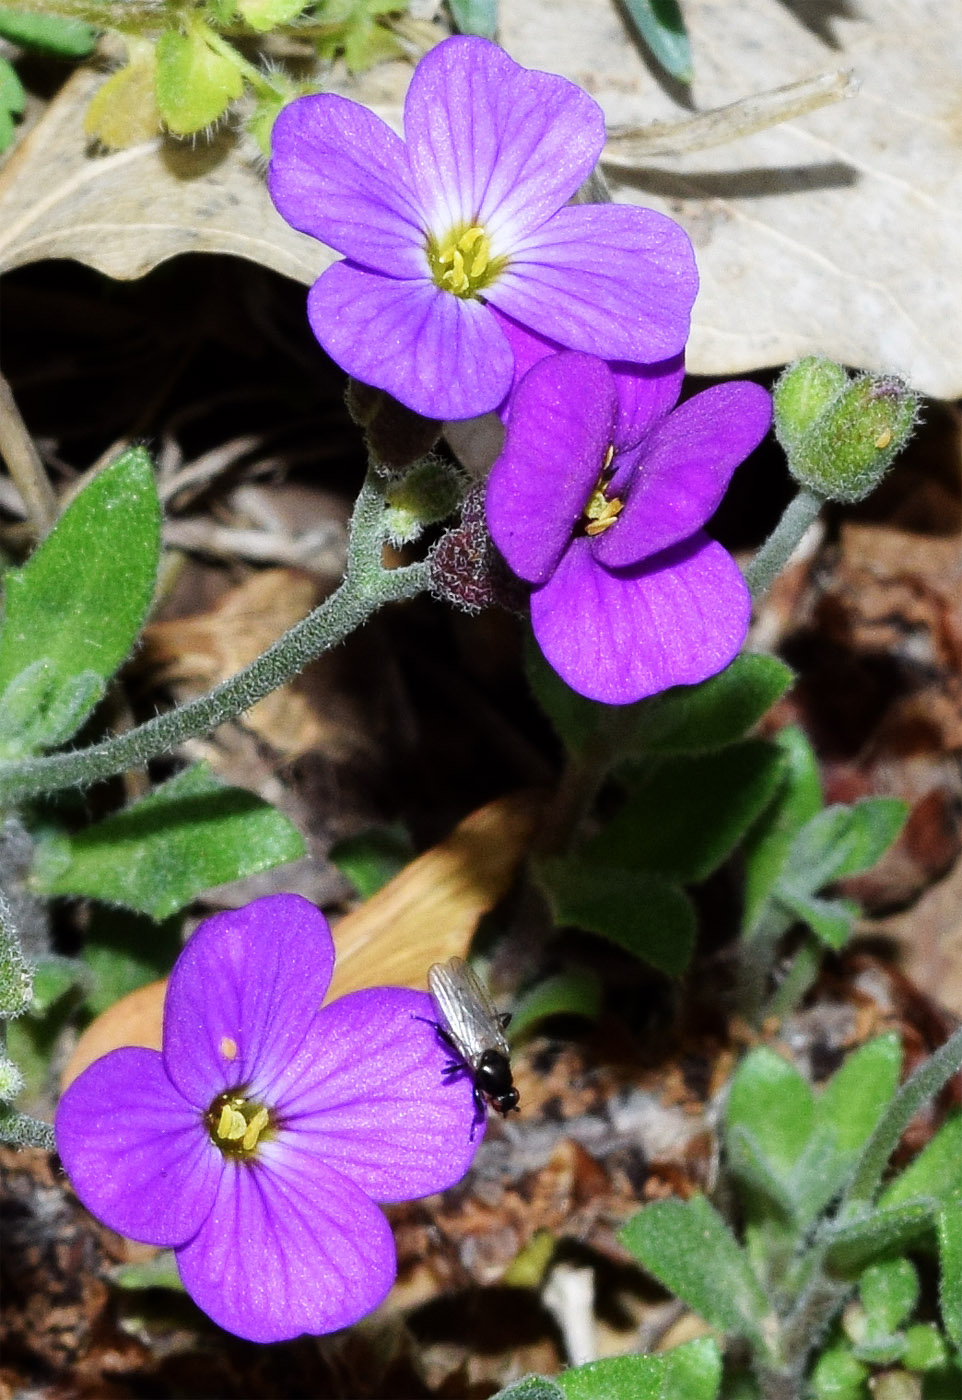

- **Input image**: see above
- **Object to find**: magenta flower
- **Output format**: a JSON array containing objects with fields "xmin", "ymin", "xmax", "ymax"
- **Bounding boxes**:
[
  {"xmin": 55, "ymin": 895, "xmax": 479, "ymax": 1343},
  {"xmin": 267, "ymin": 35, "xmax": 697, "ymax": 421},
  {"xmin": 485, "ymin": 352, "xmax": 772, "ymax": 704}
]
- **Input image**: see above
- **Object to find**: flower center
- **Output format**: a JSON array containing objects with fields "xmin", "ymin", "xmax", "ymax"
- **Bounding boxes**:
[
  {"xmin": 205, "ymin": 1089, "xmax": 275, "ymax": 1160},
  {"xmin": 426, "ymin": 222, "xmax": 505, "ymax": 299},
  {"xmin": 581, "ymin": 446, "xmax": 624, "ymax": 537}
]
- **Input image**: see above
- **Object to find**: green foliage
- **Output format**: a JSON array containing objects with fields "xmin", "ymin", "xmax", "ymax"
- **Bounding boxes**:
[
  {"xmin": 537, "ymin": 857, "xmax": 695, "ymax": 975},
  {"xmin": 937, "ymin": 1203, "xmax": 962, "ymax": 1348},
  {"xmin": 238, "ymin": 0, "xmax": 310, "ymax": 32},
  {"xmin": 508, "ymin": 968, "xmax": 602, "ymax": 1040},
  {"xmin": 491, "ymin": 1378, "xmax": 565, "ymax": 1400},
  {"xmin": 0, "ymin": 55, "xmax": 24, "ymax": 152},
  {"xmin": 81, "ymin": 908, "xmax": 182, "ymax": 1016},
  {"xmin": 560, "ymin": 1338, "xmax": 721, "ymax": 1400},
  {"xmin": 587, "ymin": 741, "xmax": 786, "ymax": 884},
  {"xmin": 619, "ymin": 0, "xmax": 692, "ymax": 84},
  {"xmin": 315, "ymin": 0, "xmax": 405, "ymax": 71},
  {"xmin": 32, "ymin": 762, "xmax": 306, "ymax": 920},
  {"xmin": 329, "ymin": 823, "xmax": 414, "ymax": 898},
  {"xmin": 0, "ymin": 447, "xmax": 161, "ymax": 757},
  {"xmin": 155, "ymin": 26, "xmax": 244, "ymax": 135},
  {"xmin": 619, "ymin": 1195, "xmax": 771, "ymax": 1347},
  {"xmin": 0, "ymin": 892, "xmax": 32, "ymax": 1017},
  {"xmin": 447, "ymin": 0, "xmax": 498, "ymax": 39},
  {"xmin": 0, "ymin": 7, "xmax": 96, "ymax": 57}
]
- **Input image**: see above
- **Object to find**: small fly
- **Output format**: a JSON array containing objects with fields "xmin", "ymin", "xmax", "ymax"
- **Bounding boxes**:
[{"xmin": 426, "ymin": 957, "xmax": 520, "ymax": 1130}]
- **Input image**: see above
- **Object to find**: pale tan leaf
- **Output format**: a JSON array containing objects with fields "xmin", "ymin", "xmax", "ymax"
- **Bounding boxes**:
[
  {"xmin": 0, "ymin": 64, "xmax": 330, "ymax": 283},
  {"xmin": 61, "ymin": 790, "xmax": 542, "ymax": 1087}
]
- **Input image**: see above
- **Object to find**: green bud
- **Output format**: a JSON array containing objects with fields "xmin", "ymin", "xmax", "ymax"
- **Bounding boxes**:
[
  {"xmin": 0, "ymin": 1054, "xmax": 24, "ymax": 1100},
  {"xmin": 384, "ymin": 457, "xmax": 464, "ymax": 546},
  {"xmin": 773, "ymin": 356, "xmax": 848, "ymax": 454},
  {"xmin": 901, "ymin": 1324, "xmax": 947, "ymax": 1373},
  {"xmin": 345, "ymin": 379, "xmax": 442, "ymax": 472},
  {"xmin": 776, "ymin": 361, "xmax": 919, "ymax": 504}
]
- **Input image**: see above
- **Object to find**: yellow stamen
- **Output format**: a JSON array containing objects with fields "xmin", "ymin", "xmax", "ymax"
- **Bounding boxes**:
[
  {"xmin": 426, "ymin": 222, "xmax": 506, "ymax": 299},
  {"xmin": 207, "ymin": 1090, "xmax": 275, "ymax": 1159},
  {"xmin": 217, "ymin": 1104, "xmax": 248, "ymax": 1141},
  {"xmin": 580, "ymin": 445, "xmax": 624, "ymax": 537},
  {"xmin": 242, "ymin": 1107, "xmax": 270, "ymax": 1151}
]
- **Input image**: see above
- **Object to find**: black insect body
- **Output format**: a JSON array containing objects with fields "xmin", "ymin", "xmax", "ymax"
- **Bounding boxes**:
[{"xmin": 426, "ymin": 957, "xmax": 520, "ymax": 1129}]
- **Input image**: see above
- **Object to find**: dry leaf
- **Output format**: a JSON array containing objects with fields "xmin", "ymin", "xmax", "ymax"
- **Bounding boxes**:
[
  {"xmin": 0, "ymin": 65, "xmax": 329, "ymax": 284},
  {"xmin": 61, "ymin": 790, "xmax": 542, "ymax": 1086}
]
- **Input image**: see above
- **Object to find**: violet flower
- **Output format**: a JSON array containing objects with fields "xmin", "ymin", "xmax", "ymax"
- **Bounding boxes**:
[
  {"xmin": 55, "ymin": 894, "xmax": 479, "ymax": 1343},
  {"xmin": 268, "ymin": 35, "xmax": 697, "ymax": 421},
  {"xmin": 485, "ymin": 351, "xmax": 772, "ymax": 704}
]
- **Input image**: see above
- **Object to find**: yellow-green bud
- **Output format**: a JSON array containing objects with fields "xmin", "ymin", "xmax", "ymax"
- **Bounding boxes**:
[
  {"xmin": 775, "ymin": 361, "xmax": 919, "ymax": 504},
  {"xmin": 773, "ymin": 356, "xmax": 848, "ymax": 455}
]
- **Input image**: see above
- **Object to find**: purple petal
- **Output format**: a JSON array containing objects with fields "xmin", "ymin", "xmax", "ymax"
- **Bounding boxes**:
[
  {"xmin": 268, "ymin": 988, "xmax": 480, "ymax": 1201},
  {"xmin": 491, "ymin": 308, "xmax": 561, "ymax": 399},
  {"xmin": 487, "ymin": 204, "xmax": 697, "ymax": 363},
  {"xmin": 163, "ymin": 894, "xmax": 335, "ymax": 1111},
  {"xmin": 55, "ymin": 1047, "xmax": 220, "ymax": 1247},
  {"xmin": 268, "ymin": 95, "xmax": 426, "ymax": 279},
  {"xmin": 595, "ymin": 381, "xmax": 772, "ymax": 568},
  {"xmin": 610, "ymin": 354, "xmax": 685, "ymax": 450},
  {"xmin": 307, "ymin": 261, "xmax": 513, "ymax": 420},
  {"xmin": 404, "ymin": 36, "xmax": 604, "ymax": 244},
  {"xmin": 486, "ymin": 353, "xmax": 617, "ymax": 583},
  {"xmin": 530, "ymin": 534, "xmax": 751, "ymax": 704},
  {"xmin": 177, "ymin": 1147, "xmax": 396, "ymax": 1342}
]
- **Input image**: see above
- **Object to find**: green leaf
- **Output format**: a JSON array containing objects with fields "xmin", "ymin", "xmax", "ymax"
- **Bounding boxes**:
[
  {"xmin": 538, "ymin": 856, "xmax": 696, "ymax": 975},
  {"xmin": 447, "ymin": 0, "xmax": 497, "ymax": 39},
  {"xmin": 881, "ymin": 1111, "xmax": 962, "ymax": 1210},
  {"xmin": 0, "ymin": 661, "xmax": 105, "ymax": 760},
  {"xmin": 784, "ymin": 799, "xmax": 908, "ymax": 893},
  {"xmin": 491, "ymin": 1379, "xmax": 565, "ymax": 1400},
  {"xmin": 0, "ymin": 55, "xmax": 25, "ymax": 152},
  {"xmin": 810, "ymin": 1345, "xmax": 869, "ymax": 1400},
  {"xmin": 81, "ymin": 908, "xmax": 182, "ymax": 1016},
  {"xmin": 826, "ymin": 1201, "xmax": 936, "ymax": 1273},
  {"xmin": 0, "ymin": 1103, "xmax": 55, "ymax": 1150},
  {"xmin": 329, "ymin": 823, "xmax": 413, "ymax": 899},
  {"xmin": 742, "ymin": 726, "xmax": 822, "ymax": 934},
  {"xmin": 726, "ymin": 1124, "xmax": 797, "ymax": 1215},
  {"xmin": 937, "ymin": 1200, "xmax": 962, "ymax": 1348},
  {"xmin": 630, "ymin": 654, "xmax": 793, "ymax": 757},
  {"xmin": 0, "ymin": 8, "xmax": 96, "ymax": 57},
  {"xmin": 620, "ymin": 0, "xmax": 692, "ymax": 84},
  {"xmin": 110, "ymin": 1252, "xmax": 184, "ymax": 1292},
  {"xmin": 620, "ymin": 1196, "xmax": 770, "ymax": 1344},
  {"xmin": 590, "ymin": 741, "xmax": 786, "ymax": 883},
  {"xmin": 33, "ymin": 763, "xmax": 306, "ymax": 920},
  {"xmin": 156, "ymin": 27, "xmax": 244, "ymax": 135},
  {"xmin": 903, "ymin": 1324, "xmax": 948, "ymax": 1373},
  {"xmin": 778, "ymin": 890, "xmax": 857, "ymax": 950},
  {"xmin": 725, "ymin": 1046, "xmax": 814, "ymax": 1175},
  {"xmin": 859, "ymin": 1257, "xmax": 919, "ymax": 1334},
  {"xmin": 0, "ymin": 448, "xmax": 160, "ymax": 755},
  {"xmin": 818, "ymin": 1035, "xmax": 902, "ymax": 1158},
  {"xmin": 560, "ymin": 1339, "xmax": 721, "ymax": 1400},
  {"xmin": 509, "ymin": 969, "xmax": 602, "ymax": 1041},
  {"xmin": 237, "ymin": 0, "xmax": 309, "ymax": 29},
  {"xmin": 525, "ymin": 633, "xmax": 608, "ymax": 756}
]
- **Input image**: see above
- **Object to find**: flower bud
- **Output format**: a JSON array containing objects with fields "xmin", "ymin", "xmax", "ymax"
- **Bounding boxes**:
[
  {"xmin": 429, "ymin": 487, "xmax": 527, "ymax": 615},
  {"xmin": 383, "ymin": 457, "xmax": 464, "ymax": 546},
  {"xmin": 773, "ymin": 356, "xmax": 848, "ymax": 455},
  {"xmin": 775, "ymin": 361, "xmax": 919, "ymax": 504},
  {"xmin": 344, "ymin": 379, "xmax": 441, "ymax": 473}
]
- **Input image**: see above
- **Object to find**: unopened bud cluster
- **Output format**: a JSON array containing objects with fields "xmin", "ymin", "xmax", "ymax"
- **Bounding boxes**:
[{"xmin": 773, "ymin": 358, "xmax": 919, "ymax": 503}]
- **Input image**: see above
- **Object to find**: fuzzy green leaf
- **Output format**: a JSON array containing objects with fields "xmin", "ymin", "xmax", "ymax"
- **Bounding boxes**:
[
  {"xmin": 560, "ymin": 1338, "xmax": 721, "ymax": 1400},
  {"xmin": 81, "ymin": 908, "xmax": 183, "ymax": 1016},
  {"xmin": 620, "ymin": 1196, "xmax": 770, "ymax": 1343},
  {"xmin": 741, "ymin": 726, "xmax": 822, "ymax": 934},
  {"xmin": 538, "ymin": 857, "xmax": 695, "ymax": 975},
  {"xmin": 620, "ymin": 0, "xmax": 692, "ymax": 83},
  {"xmin": 591, "ymin": 741, "xmax": 786, "ymax": 883},
  {"xmin": 0, "ymin": 8, "xmax": 96, "ymax": 57},
  {"xmin": 778, "ymin": 890, "xmax": 857, "ymax": 950},
  {"xmin": 859, "ymin": 1257, "xmax": 919, "ymax": 1334},
  {"xmin": 628, "ymin": 654, "xmax": 794, "ymax": 757},
  {"xmin": 491, "ymin": 1380, "xmax": 565, "ymax": 1400},
  {"xmin": 156, "ymin": 28, "xmax": 243, "ymax": 135},
  {"xmin": 34, "ymin": 763, "xmax": 305, "ymax": 920},
  {"xmin": 826, "ymin": 1201, "xmax": 936, "ymax": 1273},
  {"xmin": 784, "ymin": 799, "xmax": 908, "ymax": 892},
  {"xmin": 937, "ymin": 1200, "xmax": 962, "ymax": 1348},
  {"xmin": 726, "ymin": 1046, "xmax": 814, "ymax": 1174},
  {"xmin": 881, "ymin": 1111, "xmax": 962, "ymax": 1210},
  {"xmin": 0, "ymin": 55, "xmax": 25, "ymax": 151},
  {"xmin": 818, "ymin": 1034, "xmax": 902, "ymax": 1158},
  {"xmin": 0, "ymin": 448, "xmax": 160, "ymax": 754}
]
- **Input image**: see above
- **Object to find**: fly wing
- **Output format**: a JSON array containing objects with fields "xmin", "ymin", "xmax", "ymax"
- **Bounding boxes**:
[{"xmin": 428, "ymin": 957, "xmax": 510, "ymax": 1061}]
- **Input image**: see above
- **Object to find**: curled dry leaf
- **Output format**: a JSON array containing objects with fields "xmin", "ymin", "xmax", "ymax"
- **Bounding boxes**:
[
  {"xmin": 61, "ymin": 789, "xmax": 543, "ymax": 1087},
  {"xmin": 0, "ymin": 64, "xmax": 329, "ymax": 284}
]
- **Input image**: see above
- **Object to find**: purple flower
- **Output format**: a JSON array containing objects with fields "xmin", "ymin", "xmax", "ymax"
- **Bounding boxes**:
[
  {"xmin": 267, "ymin": 35, "xmax": 697, "ymax": 421},
  {"xmin": 485, "ymin": 351, "xmax": 772, "ymax": 704},
  {"xmin": 55, "ymin": 895, "xmax": 479, "ymax": 1343}
]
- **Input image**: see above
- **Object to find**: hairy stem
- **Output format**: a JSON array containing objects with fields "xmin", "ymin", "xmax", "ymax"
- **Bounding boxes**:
[
  {"xmin": 744, "ymin": 486, "xmax": 823, "ymax": 601},
  {"xmin": 0, "ymin": 475, "xmax": 429, "ymax": 804}
]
